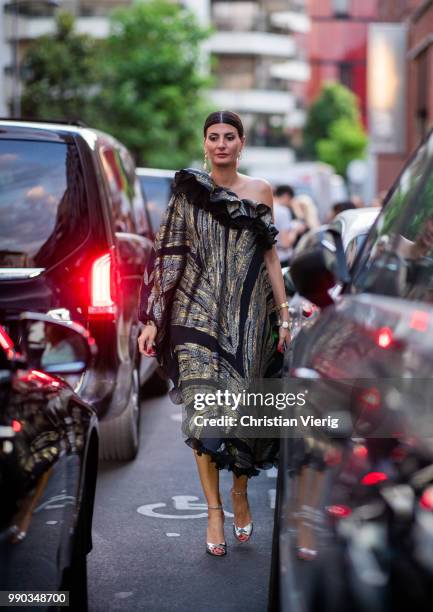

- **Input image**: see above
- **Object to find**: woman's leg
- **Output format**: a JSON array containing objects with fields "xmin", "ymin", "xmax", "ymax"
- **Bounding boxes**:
[
  {"xmin": 193, "ymin": 450, "xmax": 225, "ymax": 545},
  {"xmin": 231, "ymin": 473, "xmax": 252, "ymax": 528}
]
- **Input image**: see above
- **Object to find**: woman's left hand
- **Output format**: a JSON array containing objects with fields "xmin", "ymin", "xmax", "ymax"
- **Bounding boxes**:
[{"xmin": 277, "ymin": 326, "xmax": 290, "ymax": 353}]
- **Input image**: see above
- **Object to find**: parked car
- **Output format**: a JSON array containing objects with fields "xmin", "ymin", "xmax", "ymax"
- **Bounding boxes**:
[
  {"xmin": 0, "ymin": 119, "xmax": 161, "ymax": 461},
  {"xmin": 136, "ymin": 167, "xmax": 175, "ymax": 237},
  {"xmin": 0, "ymin": 313, "xmax": 98, "ymax": 611},
  {"xmin": 270, "ymin": 128, "xmax": 433, "ymax": 611},
  {"xmin": 283, "ymin": 207, "xmax": 380, "ymax": 375}
]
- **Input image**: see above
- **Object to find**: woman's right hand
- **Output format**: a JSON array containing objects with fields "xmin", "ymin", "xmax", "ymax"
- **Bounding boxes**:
[{"xmin": 138, "ymin": 324, "xmax": 157, "ymax": 357}]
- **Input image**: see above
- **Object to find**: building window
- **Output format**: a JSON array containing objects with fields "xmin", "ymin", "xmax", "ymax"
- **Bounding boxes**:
[{"xmin": 333, "ymin": 0, "xmax": 350, "ymax": 17}]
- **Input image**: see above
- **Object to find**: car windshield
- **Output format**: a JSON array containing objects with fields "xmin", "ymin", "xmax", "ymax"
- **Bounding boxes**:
[
  {"xmin": 353, "ymin": 131, "xmax": 433, "ymax": 303},
  {"xmin": 0, "ymin": 139, "xmax": 88, "ymax": 269}
]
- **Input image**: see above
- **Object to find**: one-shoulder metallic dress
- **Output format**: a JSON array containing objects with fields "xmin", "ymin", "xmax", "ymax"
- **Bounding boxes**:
[{"xmin": 138, "ymin": 168, "xmax": 283, "ymax": 477}]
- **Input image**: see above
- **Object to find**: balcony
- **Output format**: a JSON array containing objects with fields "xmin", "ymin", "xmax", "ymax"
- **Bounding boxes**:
[
  {"xmin": 270, "ymin": 60, "xmax": 311, "ymax": 82},
  {"xmin": 206, "ymin": 31, "xmax": 296, "ymax": 58},
  {"xmin": 210, "ymin": 88, "xmax": 295, "ymax": 114},
  {"xmin": 3, "ymin": 14, "xmax": 109, "ymax": 41}
]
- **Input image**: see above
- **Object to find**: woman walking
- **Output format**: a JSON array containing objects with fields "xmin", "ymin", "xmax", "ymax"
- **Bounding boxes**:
[{"xmin": 138, "ymin": 110, "xmax": 290, "ymax": 556}]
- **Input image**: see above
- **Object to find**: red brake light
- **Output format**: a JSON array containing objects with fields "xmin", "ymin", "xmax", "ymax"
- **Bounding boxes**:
[
  {"xmin": 420, "ymin": 487, "xmax": 433, "ymax": 510},
  {"xmin": 361, "ymin": 471, "xmax": 388, "ymax": 486},
  {"xmin": 0, "ymin": 325, "xmax": 14, "ymax": 351},
  {"xmin": 89, "ymin": 252, "xmax": 117, "ymax": 318},
  {"xmin": 327, "ymin": 504, "xmax": 352, "ymax": 518},
  {"xmin": 410, "ymin": 310, "xmax": 429, "ymax": 332},
  {"xmin": 353, "ymin": 444, "xmax": 368, "ymax": 459},
  {"xmin": 12, "ymin": 419, "xmax": 22, "ymax": 432},
  {"xmin": 376, "ymin": 327, "xmax": 393, "ymax": 349}
]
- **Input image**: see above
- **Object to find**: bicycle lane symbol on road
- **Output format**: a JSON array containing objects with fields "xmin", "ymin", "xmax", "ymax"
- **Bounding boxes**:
[{"xmin": 137, "ymin": 495, "xmax": 234, "ymax": 519}]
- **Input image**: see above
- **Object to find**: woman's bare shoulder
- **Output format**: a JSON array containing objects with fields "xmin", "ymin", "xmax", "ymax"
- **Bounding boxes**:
[{"xmin": 242, "ymin": 175, "xmax": 273, "ymax": 206}]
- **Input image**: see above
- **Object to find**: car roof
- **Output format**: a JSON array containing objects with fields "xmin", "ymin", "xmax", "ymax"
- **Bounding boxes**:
[
  {"xmin": 332, "ymin": 207, "xmax": 380, "ymax": 250},
  {"xmin": 0, "ymin": 119, "xmax": 120, "ymax": 150},
  {"xmin": 136, "ymin": 167, "xmax": 176, "ymax": 179}
]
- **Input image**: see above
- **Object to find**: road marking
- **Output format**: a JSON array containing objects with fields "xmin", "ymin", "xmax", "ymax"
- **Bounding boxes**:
[
  {"xmin": 170, "ymin": 413, "xmax": 182, "ymax": 422},
  {"xmin": 46, "ymin": 521, "xmax": 58, "ymax": 525},
  {"xmin": 166, "ymin": 533, "xmax": 180, "ymax": 537},
  {"xmin": 268, "ymin": 488, "xmax": 276, "ymax": 510},
  {"xmin": 266, "ymin": 467, "xmax": 278, "ymax": 478},
  {"xmin": 137, "ymin": 495, "xmax": 234, "ymax": 519},
  {"xmin": 115, "ymin": 592, "xmax": 133, "ymax": 599}
]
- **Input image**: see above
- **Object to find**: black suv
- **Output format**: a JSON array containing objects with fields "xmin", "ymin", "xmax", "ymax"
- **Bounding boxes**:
[{"xmin": 0, "ymin": 120, "xmax": 158, "ymax": 460}]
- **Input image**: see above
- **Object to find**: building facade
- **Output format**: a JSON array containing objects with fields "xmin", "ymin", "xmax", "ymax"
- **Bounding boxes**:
[
  {"xmin": 0, "ymin": 0, "xmax": 310, "ymax": 178},
  {"xmin": 306, "ymin": 0, "xmax": 379, "ymax": 125},
  {"xmin": 375, "ymin": 0, "xmax": 433, "ymax": 192}
]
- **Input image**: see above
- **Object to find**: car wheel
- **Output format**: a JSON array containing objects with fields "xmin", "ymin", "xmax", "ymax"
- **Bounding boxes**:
[
  {"xmin": 99, "ymin": 367, "xmax": 140, "ymax": 461},
  {"xmin": 141, "ymin": 366, "xmax": 169, "ymax": 398}
]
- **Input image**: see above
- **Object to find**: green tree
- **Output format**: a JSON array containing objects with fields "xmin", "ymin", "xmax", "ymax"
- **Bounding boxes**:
[
  {"xmin": 316, "ymin": 117, "xmax": 368, "ymax": 176},
  {"xmin": 21, "ymin": 11, "xmax": 100, "ymax": 120},
  {"xmin": 89, "ymin": 0, "xmax": 213, "ymax": 167},
  {"xmin": 303, "ymin": 82, "xmax": 367, "ymax": 173}
]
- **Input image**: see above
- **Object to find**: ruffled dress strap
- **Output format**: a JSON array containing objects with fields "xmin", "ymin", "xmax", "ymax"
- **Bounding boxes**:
[{"xmin": 173, "ymin": 168, "xmax": 279, "ymax": 250}]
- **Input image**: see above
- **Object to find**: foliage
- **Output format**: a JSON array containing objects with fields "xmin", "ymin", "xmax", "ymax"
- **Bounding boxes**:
[
  {"xmin": 316, "ymin": 117, "xmax": 368, "ymax": 176},
  {"xmin": 21, "ymin": 2, "xmax": 213, "ymax": 168},
  {"xmin": 87, "ymin": 0, "xmax": 213, "ymax": 167},
  {"xmin": 303, "ymin": 82, "xmax": 368, "ymax": 175},
  {"xmin": 21, "ymin": 11, "xmax": 101, "ymax": 121}
]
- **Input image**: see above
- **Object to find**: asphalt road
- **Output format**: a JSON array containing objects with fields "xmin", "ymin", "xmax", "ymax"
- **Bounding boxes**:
[{"xmin": 88, "ymin": 391, "xmax": 278, "ymax": 612}]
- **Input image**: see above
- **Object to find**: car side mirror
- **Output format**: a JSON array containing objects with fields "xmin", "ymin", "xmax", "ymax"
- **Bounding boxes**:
[
  {"xmin": 18, "ymin": 313, "xmax": 97, "ymax": 374},
  {"xmin": 290, "ymin": 229, "xmax": 350, "ymax": 308}
]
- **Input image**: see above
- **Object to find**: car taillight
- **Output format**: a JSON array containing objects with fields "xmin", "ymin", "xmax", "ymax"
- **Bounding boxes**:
[
  {"xmin": 0, "ymin": 325, "xmax": 14, "ymax": 351},
  {"xmin": 326, "ymin": 504, "xmax": 352, "ymax": 518},
  {"xmin": 376, "ymin": 327, "xmax": 393, "ymax": 349},
  {"xmin": 420, "ymin": 486, "xmax": 433, "ymax": 510},
  {"xmin": 361, "ymin": 471, "xmax": 388, "ymax": 486},
  {"xmin": 89, "ymin": 252, "xmax": 117, "ymax": 318}
]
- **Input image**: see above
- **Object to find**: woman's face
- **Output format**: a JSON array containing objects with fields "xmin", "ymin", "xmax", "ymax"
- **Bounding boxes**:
[{"xmin": 204, "ymin": 123, "xmax": 245, "ymax": 168}]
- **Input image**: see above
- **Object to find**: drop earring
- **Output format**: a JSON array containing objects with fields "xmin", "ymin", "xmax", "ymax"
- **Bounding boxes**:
[{"xmin": 203, "ymin": 153, "xmax": 209, "ymax": 172}]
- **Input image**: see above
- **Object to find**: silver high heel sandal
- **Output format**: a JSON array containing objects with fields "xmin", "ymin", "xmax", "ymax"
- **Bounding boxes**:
[
  {"xmin": 231, "ymin": 489, "xmax": 254, "ymax": 543},
  {"xmin": 206, "ymin": 505, "xmax": 227, "ymax": 557}
]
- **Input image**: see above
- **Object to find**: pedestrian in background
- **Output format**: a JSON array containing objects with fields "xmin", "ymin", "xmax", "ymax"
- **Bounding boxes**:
[
  {"xmin": 137, "ymin": 110, "xmax": 290, "ymax": 557},
  {"xmin": 290, "ymin": 193, "xmax": 320, "ymax": 246}
]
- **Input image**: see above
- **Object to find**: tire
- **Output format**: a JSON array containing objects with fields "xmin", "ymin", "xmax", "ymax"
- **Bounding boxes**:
[
  {"xmin": 99, "ymin": 368, "xmax": 140, "ymax": 461},
  {"xmin": 141, "ymin": 366, "xmax": 169, "ymax": 398}
]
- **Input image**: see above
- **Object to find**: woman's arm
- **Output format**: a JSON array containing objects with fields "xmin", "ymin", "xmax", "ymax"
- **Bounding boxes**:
[{"xmin": 258, "ymin": 182, "xmax": 291, "ymax": 353}]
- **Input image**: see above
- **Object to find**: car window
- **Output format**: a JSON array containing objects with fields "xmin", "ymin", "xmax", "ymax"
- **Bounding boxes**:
[
  {"xmin": 139, "ymin": 175, "xmax": 173, "ymax": 233},
  {"xmin": 0, "ymin": 139, "xmax": 88, "ymax": 268},
  {"xmin": 352, "ymin": 132, "xmax": 433, "ymax": 303},
  {"xmin": 100, "ymin": 146, "xmax": 144, "ymax": 234}
]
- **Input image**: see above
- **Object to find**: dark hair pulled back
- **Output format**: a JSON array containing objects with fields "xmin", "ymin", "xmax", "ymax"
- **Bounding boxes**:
[{"xmin": 203, "ymin": 110, "xmax": 244, "ymax": 138}]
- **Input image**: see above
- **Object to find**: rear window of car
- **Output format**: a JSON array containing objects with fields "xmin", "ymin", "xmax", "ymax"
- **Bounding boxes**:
[
  {"xmin": 0, "ymin": 139, "xmax": 88, "ymax": 268},
  {"xmin": 138, "ymin": 175, "xmax": 173, "ymax": 233}
]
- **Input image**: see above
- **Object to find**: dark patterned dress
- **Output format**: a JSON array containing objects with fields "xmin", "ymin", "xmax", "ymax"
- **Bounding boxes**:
[{"xmin": 138, "ymin": 168, "xmax": 283, "ymax": 477}]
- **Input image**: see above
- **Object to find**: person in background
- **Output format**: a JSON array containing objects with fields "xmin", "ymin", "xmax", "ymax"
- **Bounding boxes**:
[
  {"xmin": 290, "ymin": 194, "xmax": 320, "ymax": 247},
  {"xmin": 327, "ymin": 200, "xmax": 357, "ymax": 221},
  {"xmin": 273, "ymin": 185, "xmax": 304, "ymax": 266}
]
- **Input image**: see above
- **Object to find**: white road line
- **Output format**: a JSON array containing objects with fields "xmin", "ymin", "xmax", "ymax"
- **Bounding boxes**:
[
  {"xmin": 170, "ymin": 413, "xmax": 182, "ymax": 422},
  {"xmin": 166, "ymin": 533, "xmax": 180, "ymax": 537}
]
